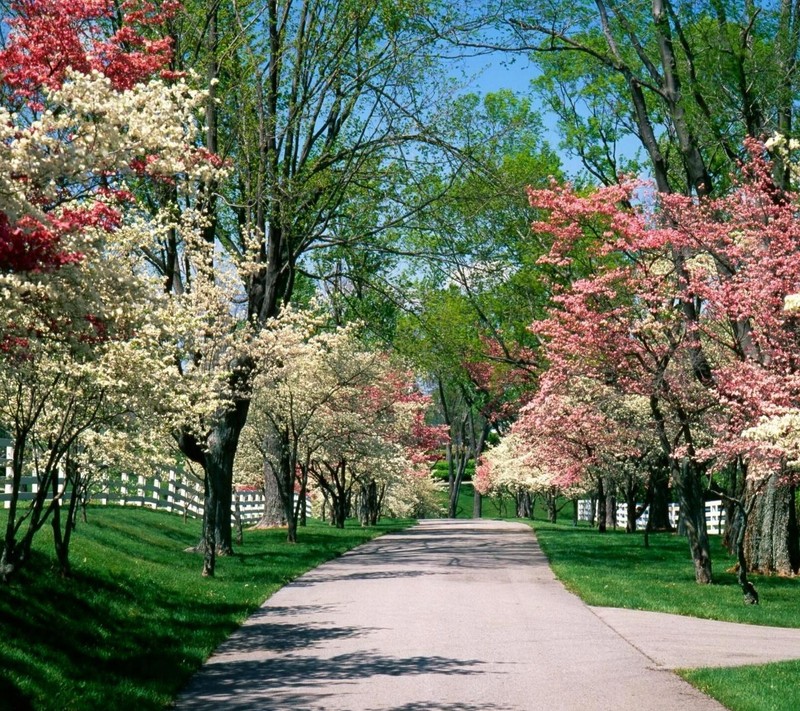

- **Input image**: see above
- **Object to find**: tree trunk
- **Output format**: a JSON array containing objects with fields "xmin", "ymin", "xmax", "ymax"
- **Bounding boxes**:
[
  {"xmin": 674, "ymin": 458, "xmax": 713, "ymax": 584},
  {"xmin": 772, "ymin": 0, "xmax": 800, "ymax": 190},
  {"xmin": 597, "ymin": 479, "xmax": 607, "ymax": 533},
  {"xmin": 473, "ymin": 488, "xmax": 483, "ymax": 519},
  {"xmin": 359, "ymin": 480, "xmax": 379, "ymax": 526},
  {"xmin": 205, "ymin": 406, "xmax": 246, "ymax": 556},
  {"xmin": 605, "ymin": 490, "xmax": 617, "ymax": 530},
  {"xmin": 735, "ymin": 498, "xmax": 759, "ymax": 604},
  {"xmin": 278, "ymin": 436, "xmax": 299, "ymax": 543},
  {"xmin": 516, "ymin": 491, "xmax": 531, "ymax": 518},
  {"xmin": 332, "ymin": 492, "xmax": 348, "ymax": 529},
  {"xmin": 254, "ymin": 460, "xmax": 287, "ymax": 528},
  {"xmin": 201, "ymin": 473, "xmax": 216, "ymax": 577},
  {"xmin": 1, "ymin": 432, "xmax": 27, "ymax": 581},
  {"xmin": 649, "ymin": 464, "xmax": 672, "ymax": 531},
  {"xmin": 744, "ymin": 474, "xmax": 800, "ymax": 576},
  {"xmin": 723, "ymin": 459, "xmax": 746, "ymax": 553},
  {"xmin": 626, "ymin": 496, "xmax": 637, "ymax": 534},
  {"xmin": 447, "ymin": 451, "xmax": 468, "ymax": 518},
  {"xmin": 233, "ymin": 493, "xmax": 244, "ymax": 546},
  {"xmin": 51, "ymin": 477, "xmax": 68, "ymax": 578},
  {"xmin": 298, "ymin": 468, "xmax": 309, "ymax": 527},
  {"xmin": 286, "ymin": 508, "xmax": 298, "ymax": 543},
  {"xmin": 651, "ymin": 0, "xmax": 713, "ymax": 197},
  {"xmin": 278, "ymin": 452, "xmax": 298, "ymax": 543},
  {"xmin": 51, "ymin": 452, "xmax": 81, "ymax": 578},
  {"xmin": 546, "ymin": 487, "xmax": 558, "ymax": 523},
  {"xmin": 177, "ymin": 396, "xmax": 249, "ymax": 572}
]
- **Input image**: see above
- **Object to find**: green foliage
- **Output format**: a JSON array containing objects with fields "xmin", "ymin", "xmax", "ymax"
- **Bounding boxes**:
[
  {"xmin": 0, "ymin": 507, "xmax": 413, "ymax": 710},
  {"xmin": 431, "ymin": 458, "xmax": 475, "ymax": 481},
  {"xmin": 519, "ymin": 0, "xmax": 800, "ymax": 194},
  {"xmin": 396, "ymin": 89, "xmax": 563, "ymax": 367}
]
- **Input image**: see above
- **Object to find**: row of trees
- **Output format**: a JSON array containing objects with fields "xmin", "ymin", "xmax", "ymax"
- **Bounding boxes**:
[
  {"xmin": 237, "ymin": 309, "xmax": 447, "ymax": 543},
  {"xmin": 479, "ymin": 150, "xmax": 800, "ymax": 588},
  {"xmin": 0, "ymin": 0, "xmax": 452, "ymax": 580},
  {"xmin": 465, "ymin": 1, "xmax": 800, "ymax": 590},
  {"xmin": 4, "ymin": 0, "xmax": 800, "ymax": 597}
]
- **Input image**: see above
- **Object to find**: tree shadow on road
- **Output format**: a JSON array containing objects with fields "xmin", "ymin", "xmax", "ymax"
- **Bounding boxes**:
[
  {"xmin": 366, "ymin": 703, "xmax": 515, "ymax": 711},
  {"xmin": 178, "ymin": 650, "xmax": 488, "ymax": 710},
  {"xmin": 288, "ymin": 568, "xmax": 436, "ymax": 586},
  {"xmin": 212, "ymin": 620, "xmax": 380, "ymax": 654}
]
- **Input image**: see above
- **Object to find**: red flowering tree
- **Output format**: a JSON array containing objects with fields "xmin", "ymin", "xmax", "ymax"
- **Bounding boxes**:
[{"xmin": 0, "ymin": 0, "xmax": 179, "ymax": 276}]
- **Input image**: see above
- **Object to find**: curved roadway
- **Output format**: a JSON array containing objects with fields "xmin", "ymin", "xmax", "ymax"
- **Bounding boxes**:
[{"xmin": 177, "ymin": 519, "xmax": 800, "ymax": 710}]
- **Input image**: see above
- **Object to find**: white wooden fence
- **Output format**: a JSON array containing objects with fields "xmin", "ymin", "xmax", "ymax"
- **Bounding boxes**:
[
  {"xmin": 577, "ymin": 499, "xmax": 726, "ymax": 534},
  {"xmin": 0, "ymin": 439, "xmax": 307, "ymax": 524}
]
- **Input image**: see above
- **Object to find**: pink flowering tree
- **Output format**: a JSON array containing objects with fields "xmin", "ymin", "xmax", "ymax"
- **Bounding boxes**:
[
  {"xmin": 350, "ymin": 370, "xmax": 448, "ymax": 525},
  {"xmin": 507, "ymin": 373, "xmax": 657, "ymax": 530},
  {"xmin": 527, "ymin": 143, "xmax": 800, "ymax": 583}
]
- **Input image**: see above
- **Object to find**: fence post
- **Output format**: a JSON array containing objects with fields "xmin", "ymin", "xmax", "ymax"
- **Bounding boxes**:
[
  {"xmin": 2, "ymin": 439, "xmax": 12, "ymax": 510},
  {"xmin": 152, "ymin": 476, "xmax": 161, "ymax": 510}
]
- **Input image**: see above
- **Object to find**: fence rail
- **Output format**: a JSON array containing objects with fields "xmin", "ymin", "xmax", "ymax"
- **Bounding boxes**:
[
  {"xmin": 1, "ymin": 439, "xmax": 308, "ymax": 524},
  {"xmin": 577, "ymin": 499, "xmax": 726, "ymax": 534}
]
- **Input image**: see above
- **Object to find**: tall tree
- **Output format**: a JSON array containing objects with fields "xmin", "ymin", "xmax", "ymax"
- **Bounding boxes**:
[
  {"xmin": 0, "ymin": 0, "xmax": 220, "ymax": 579},
  {"xmin": 447, "ymin": 1, "xmax": 800, "ymax": 194},
  {"xmin": 138, "ymin": 0, "xmax": 461, "ymax": 573},
  {"xmin": 391, "ymin": 91, "xmax": 560, "ymax": 516}
]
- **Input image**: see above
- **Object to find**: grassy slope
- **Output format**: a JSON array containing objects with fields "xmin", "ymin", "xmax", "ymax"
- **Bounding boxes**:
[
  {"xmin": 532, "ymin": 521, "xmax": 800, "ymax": 711},
  {"xmin": 0, "ymin": 507, "xmax": 412, "ymax": 710}
]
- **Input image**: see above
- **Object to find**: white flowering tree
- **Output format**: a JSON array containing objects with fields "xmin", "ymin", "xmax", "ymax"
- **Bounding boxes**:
[
  {"xmin": 237, "ymin": 308, "xmax": 445, "ymax": 541},
  {"xmin": 0, "ymin": 2, "xmax": 224, "ymax": 580}
]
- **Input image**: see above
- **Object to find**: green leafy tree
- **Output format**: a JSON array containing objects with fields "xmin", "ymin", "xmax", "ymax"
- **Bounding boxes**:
[
  {"xmin": 136, "ymin": 0, "xmax": 473, "ymax": 574},
  {"xmin": 392, "ymin": 91, "xmax": 563, "ymax": 516}
]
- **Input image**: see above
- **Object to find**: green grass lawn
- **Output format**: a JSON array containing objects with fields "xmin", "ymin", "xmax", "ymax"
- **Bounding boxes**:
[
  {"xmin": 681, "ymin": 662, "xmax": 800, "ymax": 711},
  {"xmin": 531, "ymin": 521, "xmax": 800, "ymax": 711},
  {"xmin": 0, "ymin": 506, "xmax": 413, "ymax": 710}
]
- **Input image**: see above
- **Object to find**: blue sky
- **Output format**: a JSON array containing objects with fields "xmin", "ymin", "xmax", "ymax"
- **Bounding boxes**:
[{"xmin": 453, "ymin": 48, "xmax": 643, "ymax": 181}]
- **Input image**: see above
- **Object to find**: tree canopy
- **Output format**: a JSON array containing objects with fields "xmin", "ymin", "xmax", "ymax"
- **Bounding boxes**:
[{"xmin": 3, "ymin": 0, "xmax": 800, "ymax": 594}]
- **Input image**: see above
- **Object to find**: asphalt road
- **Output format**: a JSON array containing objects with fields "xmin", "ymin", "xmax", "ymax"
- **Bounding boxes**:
[{"xmin": 176, "ymin": 519, "xmax": 800, "ymax": 711}]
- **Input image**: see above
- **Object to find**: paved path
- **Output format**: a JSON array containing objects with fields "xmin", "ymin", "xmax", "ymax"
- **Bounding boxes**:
[{"xmin": 176, "ymin": 520, "xmax": 800, "ymax": 710}]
